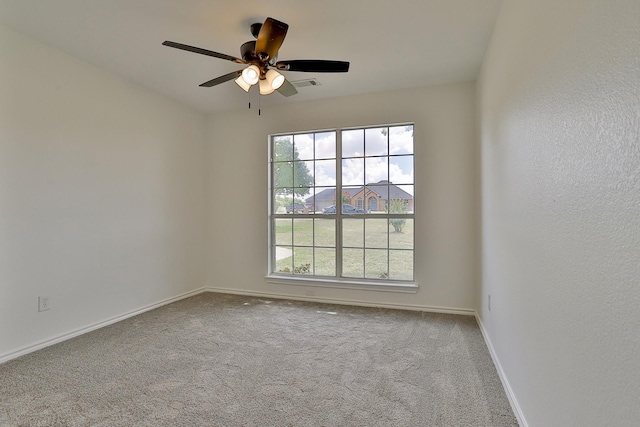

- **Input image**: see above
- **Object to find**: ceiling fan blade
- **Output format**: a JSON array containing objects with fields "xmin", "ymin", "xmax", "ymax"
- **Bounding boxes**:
[
  {"xmin": 162, "ymin": 41, "xmax": 246, "ymax": 64},
  {"xmin": 255, "ymin": 17, "xmax": 288, "ymax": 60},
  {"xmin": 199, "ymin": 70, "xmax": 242, "ymax": 87},
  {"xmin": 277, "ymin": 79, "xmax": 298, "ymax": 97},
  {"xmin": 275, "ymin": 60, "xmax": 350, "ymax": 73}
]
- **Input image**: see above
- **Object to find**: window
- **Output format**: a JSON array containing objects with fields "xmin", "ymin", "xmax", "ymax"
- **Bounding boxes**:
[{"xmin": 269, "ymin": 124, "xmax": 414, "ymax": 285}]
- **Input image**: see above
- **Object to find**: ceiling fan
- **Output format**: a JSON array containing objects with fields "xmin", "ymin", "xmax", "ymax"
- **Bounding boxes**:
[{"xmin": 162, "ymin": 17, "xmax": 350, "ymax": 97}]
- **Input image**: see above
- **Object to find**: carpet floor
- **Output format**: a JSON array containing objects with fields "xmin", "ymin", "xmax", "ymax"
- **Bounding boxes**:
[{"xmin": 1, "ymin": 292, "xmax": 517, "ymax": 426}]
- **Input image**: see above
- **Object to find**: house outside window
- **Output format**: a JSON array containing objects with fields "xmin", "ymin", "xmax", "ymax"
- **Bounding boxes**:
[{"xmin": 269, "ymin": 124, "xmax": 414, "ymax": 283}]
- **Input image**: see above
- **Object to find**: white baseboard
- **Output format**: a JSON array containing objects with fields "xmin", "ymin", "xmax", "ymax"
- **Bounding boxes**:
[
  {"xmin": 0, "ymin": 287, "xmax": 208, "ymax": 365},
  {"xmin": 475, "ymin": 313, "xmax": 528, "ymax": 427},
  {"xmin": 205, "ymin": 286, "xmax": 476, "ymax": 316}
]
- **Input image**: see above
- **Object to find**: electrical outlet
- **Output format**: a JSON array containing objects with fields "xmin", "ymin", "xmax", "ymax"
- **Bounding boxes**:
[
  {"xmin": 38, "ymin": 296, "xmax": 50, "ymax": 312},
  {"xmin": 488, "ymin": 295, "xmax": 491, "ymax": 311}
]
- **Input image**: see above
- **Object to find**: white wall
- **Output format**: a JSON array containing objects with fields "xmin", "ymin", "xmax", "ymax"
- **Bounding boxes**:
[
  {"xmin": 206, "ymin": 82, "xmax": 478, "ymax": 312},
  {"xmin": 0, "ymin": 25, "xmax": 207, "ymax": 359},
  {"xmin": 477, "ymin": 1, "xmax": 640, "ymax": 426}
]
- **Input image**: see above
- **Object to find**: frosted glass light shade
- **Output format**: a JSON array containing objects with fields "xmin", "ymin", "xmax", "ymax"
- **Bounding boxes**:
[
  {"xmin": 241, "ymin": 65, "xmax": 260, "ymax": 85},
  {"xmin": 259, "ymin": 78, "xmax": 275, "ymax": 95},
  {"xmin": 265, "ymin": 69, "xmax": 285, "ymax": 90},
  {"xmin": 235, "ymin": 76, "xmax": 251, "ymax": 92}
]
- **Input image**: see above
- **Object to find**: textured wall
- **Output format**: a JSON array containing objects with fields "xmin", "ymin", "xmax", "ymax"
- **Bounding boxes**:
[
  {"xmin": 0, "ymin": 25, "xmax": 207, "ymax": 359},
  {"xmin": 477, "ymin": 1, "xmax": 640, "ymax": 425}
]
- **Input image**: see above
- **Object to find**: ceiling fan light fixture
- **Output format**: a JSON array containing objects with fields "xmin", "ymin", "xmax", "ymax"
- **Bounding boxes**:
[
  {"xmin": 241, "ymin": 65, "xmax": 260, "ymax": 85},
  {"xmin": 234, "ymin": 76, "xmax": 251, "ymax": 92},
  {"xmin": 259, "ymin": 78, "xmax": 275, "ymax": 95},
  {"xmin": 265, "ymin": 69, "xmax": 285, "ymax": 90}
]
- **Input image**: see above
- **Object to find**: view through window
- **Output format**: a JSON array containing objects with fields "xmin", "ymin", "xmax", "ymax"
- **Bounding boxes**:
[{"xmin": 270, "ymin": 124, "xmax": 414, "ymax": 282}]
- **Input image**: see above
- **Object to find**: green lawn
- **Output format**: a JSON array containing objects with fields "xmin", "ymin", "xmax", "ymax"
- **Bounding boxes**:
[{"xmin": 274, "ymin": 217, "xmax": 413, "ymax": 281}]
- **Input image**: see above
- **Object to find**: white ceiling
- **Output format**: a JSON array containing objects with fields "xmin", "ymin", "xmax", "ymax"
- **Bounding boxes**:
[{"xmin": 0, "ymin": 0, "xmax": 502, "ymax": 113}]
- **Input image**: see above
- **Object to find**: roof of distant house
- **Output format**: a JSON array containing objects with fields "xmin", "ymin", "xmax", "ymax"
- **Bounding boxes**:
[
  {"xmin": 358, "ymin": 180, "xmax": 413, "ymax": 199},
  {"xmin": 305, "ymin": 181, "xmax": 412, "ymax": 203}
]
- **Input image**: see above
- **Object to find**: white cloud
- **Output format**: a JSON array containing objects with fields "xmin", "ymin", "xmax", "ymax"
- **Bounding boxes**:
[
  {"xmin": 365, "ymin": 127, "xmax": 387, "ymax": 156},
  {"xmin": 342, "ymin": 158, "xmax": 364, "ymax": 185},
  {"xmin": 365, "ymin": 157, "xmax": 387, "ymax": 183},
  {"xmin": 315, "ymin": 159, "xmax": 336, "ymax": 186},
  {"xmin": 342, "ymin": 129, "xmax": 364, "ymax": 157},
  {"xmin": 294, "ymin": 134, "xmax": 314, "ymax": 160},
  {"xmin": 389, "ymin": 156, "xmax": 413, "ymax": 184},
  {"xmin": 315, "ymin": 132, "xmax": 336, "ymax": 159},
  {"xmin": 389, "ymin": 126, "xmax": 413, "ymax": 155}
]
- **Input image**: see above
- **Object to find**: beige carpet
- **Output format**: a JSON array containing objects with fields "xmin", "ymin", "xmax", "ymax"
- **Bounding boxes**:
[{"xmin": 0, "ymin": 292, "xmax": 517, "ymax": 426}]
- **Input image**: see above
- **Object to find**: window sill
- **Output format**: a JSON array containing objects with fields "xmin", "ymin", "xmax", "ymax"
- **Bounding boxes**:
[{"xmin": 264, "ymin": 275, "xmax": 418, "ymax": 294}]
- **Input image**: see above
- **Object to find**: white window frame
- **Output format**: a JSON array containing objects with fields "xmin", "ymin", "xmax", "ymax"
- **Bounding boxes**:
[{"xmin": 266, "ymin": 124, "xmax": 417, "ymax": 293}]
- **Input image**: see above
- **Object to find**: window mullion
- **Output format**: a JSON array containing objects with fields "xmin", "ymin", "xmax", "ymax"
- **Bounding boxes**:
[
  {"xmin": 386, "ymin": 128, "xmax": 390, "ymax": 278},
  {"xmin": 336, "ymin": 130, "xmax": 343, "ymax": 278},
  {"xmin": 312, "ymin": 133, "xmax": 316, "ymax": 276},
  {"xmin": 269, "ymin": 145, "xmax": 275, "ymax": 273}
]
